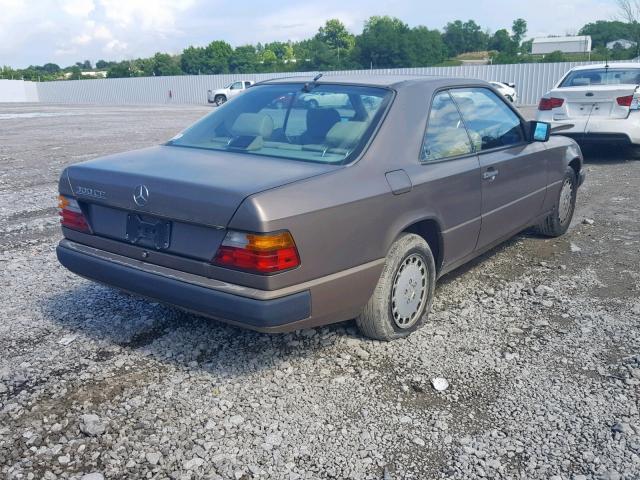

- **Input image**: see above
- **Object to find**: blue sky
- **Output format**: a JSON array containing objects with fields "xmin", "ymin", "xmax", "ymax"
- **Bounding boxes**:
[{"xmin": 0, "ymin": 0, "xmax": 619, "ymax": 68}]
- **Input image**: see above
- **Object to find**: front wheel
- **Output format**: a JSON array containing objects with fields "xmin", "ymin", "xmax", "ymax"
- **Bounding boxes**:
[
  {"xmin": 356, "ymin": 233, "xmax": 436, "ymax": 341},
  {"xmin": 535, "ymin": 166, "xmax": 577, "ymax": 237},
  {"xmin": 214, "ymin": 95, "xmax": 227, "ymax": 106}
]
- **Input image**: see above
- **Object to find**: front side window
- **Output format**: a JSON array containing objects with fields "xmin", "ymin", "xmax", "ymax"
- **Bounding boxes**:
[
  {"xmin": 560, "ymin": 68, "xmax": 640, "ymax": 87},
  {"xmin": 421, "ymin": 91, "xmax": 473, "ymax": 162},
  {"xmin": 168, "ymin": 83, "xmax": 392, "ymax": 164},
  {"xmin": 450, "ymin": 88, "xmax": 523, "ymax": 151},
  {"xmin": 230, "ymin": 81, "xmax": 243, "ymax": 90}
]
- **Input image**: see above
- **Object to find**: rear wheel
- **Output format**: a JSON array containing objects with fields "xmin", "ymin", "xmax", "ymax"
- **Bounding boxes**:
[
  {"xmin": 214, "ymin": 95, "xmax": 227, "ymax": 106},
  {"xmin": 356, "ymin": 233, "xmax": 436, "ymax": 341},
  {"xmin": 535, "ymin": 166, "xmax": 577, "ymax": 237}
]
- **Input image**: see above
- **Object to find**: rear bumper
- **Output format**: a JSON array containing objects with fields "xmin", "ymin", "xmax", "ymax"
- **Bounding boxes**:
[
  {"xmin": 57, "ymin": 240, "xmax": 311, "ymax": 331},
  {"xmin": 57, "ymin": 239, "xmax": 385, "ymax": 332},
  {"xmin": 554, "ymin": 132, "xmax": 633, "ymax": 146},
  {"xmin": 541, "ymin": 113, "xmax": 640, "ymax": 145}
]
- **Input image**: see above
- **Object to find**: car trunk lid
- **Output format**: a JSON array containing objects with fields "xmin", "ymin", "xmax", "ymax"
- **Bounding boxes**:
[
  {"xmin": 549, "ymin": 85, "xmax": 639, "ymax": 120},
  {"xmin": 63, "ymin": 145, "xmax": 337, "ymax": 260},
  {"xmin": 65, "ymin": 145, "xmax": 336, "ymax": 227}
]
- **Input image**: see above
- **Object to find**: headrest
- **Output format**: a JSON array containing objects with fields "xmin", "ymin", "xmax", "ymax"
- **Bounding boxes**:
[
  {"xmin": 325, "ymin": 122, "xmax": 367, "ymax": 149},
  {"xmin": 231, "ymin": 113, "xmax": 274, "ymax": 138},
  {"xmin": 306, "ymin": 108, "xmax": 341, "ymax": 135}
]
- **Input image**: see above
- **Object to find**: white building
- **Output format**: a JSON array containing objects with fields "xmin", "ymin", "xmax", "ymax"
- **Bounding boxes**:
[
  {"xmin": 531, "ymin": 36, "xmax": 592, "ymax": 55},
  {"xmin": 606, "ymin": 39, "xmax": 637, "ymax": 50}
]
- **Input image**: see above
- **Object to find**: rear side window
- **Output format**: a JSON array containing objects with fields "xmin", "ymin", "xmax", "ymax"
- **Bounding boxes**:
[
  {"xmin": 450, "ymin": 88, "xmax": 523, "ymax": 151},
  {"xmin": 421, "ymin": 91, "xmax": 473, "ymax": 162}
]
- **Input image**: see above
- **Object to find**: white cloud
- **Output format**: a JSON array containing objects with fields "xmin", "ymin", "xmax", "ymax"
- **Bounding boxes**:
[
  {"xmin": 0, "ymin": 0, "xmax": 625, "ymax": 68},
  {"xmin": 98, "ymin": 0, "xmax": 195, "ymax": 32},
  {"xmin": 62, "ymin": 0, "xmax": 95, "ymax": 18},
  {"xmin": 104, "ymin": 39, "xmax": 128, "ymax": 53},
  {"xmin": 254, "ymin": 6, "xmax": 358, "ymax": 42}
]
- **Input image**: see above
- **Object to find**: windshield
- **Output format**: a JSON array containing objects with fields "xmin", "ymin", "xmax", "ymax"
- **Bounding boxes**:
[
  {"xmin": 560, "ymin": 68, "xmax": 640, "ymax": 87},
  {"xmin": 168, "ymin": 83, "xmax": 392, "ymax": 164}
]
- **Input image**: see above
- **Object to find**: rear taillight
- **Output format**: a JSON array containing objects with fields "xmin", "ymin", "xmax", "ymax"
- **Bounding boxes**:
[
  {"xmin": 538, "ymin": 97, "xmax": 564, "ymax": 111},
  {"xmin": 212, "ymin": 230, "xmax": 300, "ymax": 274},
  {"xmin": 58, "ymin": 195, "xmax": 91, "ymax": 233},
  {"xmin": 617, "ymin": 95, "xmax": 634, "ymax": 107}
]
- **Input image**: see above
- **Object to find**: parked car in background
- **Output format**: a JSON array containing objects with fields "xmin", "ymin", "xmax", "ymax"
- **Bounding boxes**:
[
  {"xmin": 537, "ymin": 63, "xmax": 640, "ymax": 155},
  {"xmin": 57, "ymin": 75, "xmax": 584, "ymax": 341},
  {"xmin": 267, "ymin": 91, "xmax": 351, "ymax": 110},
  {"xmin": 207, "ymin": 80, "xmax": 254, "ymax": 106},
  {"xmin": 490, "ymin": 81, "xmax": 518, "ymax": 103}
]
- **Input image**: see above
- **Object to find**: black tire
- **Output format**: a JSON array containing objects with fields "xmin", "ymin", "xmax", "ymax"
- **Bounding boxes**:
[
  {"xmin": 356, "ymin": 233, "xmax": 436, "ymax": 341},
  {"xmin": 214, "ymin": 95, "xmax": 226, "ymax": 106},
  {"xmin": 626, "ymin": 145, "xmax": 640, "ymax": 159},
  {"xmin": 535, "ymin": 166, "xmax": 578, "ymax": 237}
]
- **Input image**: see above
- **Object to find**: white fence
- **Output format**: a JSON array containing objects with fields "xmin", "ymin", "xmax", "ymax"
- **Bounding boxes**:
[
  {"xmin": 0, "ymin": 80, "xmax": 38, "ymax": 102},
  {"xmin": 3, "ymin": 60, "xmax": 637, "ymax": 106}
]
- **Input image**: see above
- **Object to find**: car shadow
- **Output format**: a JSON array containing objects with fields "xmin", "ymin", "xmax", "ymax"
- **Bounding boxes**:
[
  {"xmin": 41, "ymin": 282, "xmax": 355, "ymax": 376},
  {"xmin": 579, "ymin": 145, "xmax": 637, "ymax": 165},
  {"xmin": 436, "ymin": 235, "xmax": 522, "ymax": 288}
]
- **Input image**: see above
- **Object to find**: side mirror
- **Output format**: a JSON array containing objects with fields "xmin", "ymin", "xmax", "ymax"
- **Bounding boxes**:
[{"xmin": 528, "ymin": 121, "xmax": 551, "ymax": 142}]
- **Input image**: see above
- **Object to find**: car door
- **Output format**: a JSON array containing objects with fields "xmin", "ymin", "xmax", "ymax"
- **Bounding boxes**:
[
  {"xmin": 407, "ymin": 90, "xmax": 482, "ymax": 267},
  {"xmin": 450, "ymin": 87, "xmax": 548, "ymax": 250},
  {"xmin": 228, "ymin": 81, "xmax": 244, "ymax": 98}
]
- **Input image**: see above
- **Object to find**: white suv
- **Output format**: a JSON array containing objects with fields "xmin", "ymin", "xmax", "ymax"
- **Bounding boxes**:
[
  {"xmin": 536, "ymin": 63, "xmax": 640, "ymax": 152},
  {"xmin": 207, "ymin": 80, "xmax": 254, "ymax": 106}
]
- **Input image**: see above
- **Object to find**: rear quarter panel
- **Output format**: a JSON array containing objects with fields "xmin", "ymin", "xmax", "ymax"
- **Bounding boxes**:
[{"xmin": 229, "ymin": 80, "xmax": 478, "ymax": 291}]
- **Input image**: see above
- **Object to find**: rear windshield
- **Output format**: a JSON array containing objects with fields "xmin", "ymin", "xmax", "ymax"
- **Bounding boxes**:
[
  {"xmin": 560, "ymin": 68, "xmax": 640, "ymax": 87},
  {"xmin": 167, "ymin": 83, "xmax": 392, "ymax": 164}
]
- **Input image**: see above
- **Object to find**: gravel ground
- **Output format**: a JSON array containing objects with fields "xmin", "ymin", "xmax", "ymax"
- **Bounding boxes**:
[{"xmin": 0, "ymin": 103, "xmax": 639, "ymax": 480}]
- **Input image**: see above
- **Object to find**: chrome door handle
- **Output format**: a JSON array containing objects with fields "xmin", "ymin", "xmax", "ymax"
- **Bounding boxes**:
[{"xmin": 482, "ymin": 169, "xmax": 499, "ymax": 181}]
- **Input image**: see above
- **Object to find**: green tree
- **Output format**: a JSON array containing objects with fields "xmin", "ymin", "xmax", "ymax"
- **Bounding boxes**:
[
  {"xmin": 107, "ymin": 61, "xmax": 132, "ymax": 78},
  {"xmin": 151, "ymin": 52, "xmax": 182, "ymax": 76},
  {"xmin": 229, "ymin": 45, "xmax": 259, "ymax": 73},
  {"xmin": 520, "ymin": 39, "xmax": 533, "ymax": 54},
  {"xmin": 489, "ymin": 29, "xmax": 514, "ymax": 53},
  {"xmin": 317, "ymin": 19, "xmax": 355, "ymax": 51},
  {"xmin": 543, "ymin": 50, "xmax": 565, "ymax": 63},
  {"xmin": 354, "ymin": 16, "xmax": 412, "ymax": 68},
  {"xmin": 181, "ymin": 46, "xmax": 207, "ymax": 74},
  {"xmin": 579, "ymin": 20, "xmax": 633, "ymax": 48},
  {"xmin": 41, "ymin": 63, "xmax": 60, "ymax": 74},
  {"xmin": 260, "ymin": 49, "xmax": 278, "ymax": 71},
  {"xmin": 314, "ymin": 19, "xmax": 355, "ymax": 68},
  {"xmin": 407, "ymin": 26, "xmax": 447, "ymax": 66},
  {"xmin": 68, "ymin": 66, "xmax": 83, "ymax": 80},
  {"xmin": 511, "ymin": 18, "xmax": 527, "ymax": 46},
  {"xmin": 204, "ymin": 40, "xmax": 233, "ymax": 73},
  {"xmin": 443, "ymin": 20, "xmax": 489, "ymax": 56}
]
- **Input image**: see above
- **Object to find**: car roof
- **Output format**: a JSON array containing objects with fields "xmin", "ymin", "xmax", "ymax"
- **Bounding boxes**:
[
  {"xmin": 258, "ymin": 74, "xmax": 486, "ymax": 89},
  {"xmin": 569, "ymin": 62, "xmax": 640, "ymax": 72}
]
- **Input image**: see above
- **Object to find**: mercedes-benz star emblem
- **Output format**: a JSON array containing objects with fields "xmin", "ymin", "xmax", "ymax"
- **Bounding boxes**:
[{"xmin": 133, "ymin": 185, "xmax": 149, "ymax": 206}]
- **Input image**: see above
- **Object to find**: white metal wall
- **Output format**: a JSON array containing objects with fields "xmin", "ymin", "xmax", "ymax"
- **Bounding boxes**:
[
  {"xmin": 0, "ymin": 80, "xmax": 39, "ymax": 102},
  {"xmin": 33, "ymin": 59, "xmax": 638, "ymax": 106}
]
